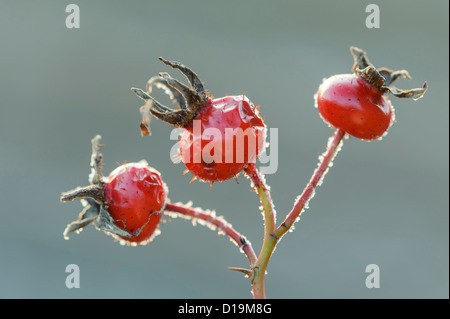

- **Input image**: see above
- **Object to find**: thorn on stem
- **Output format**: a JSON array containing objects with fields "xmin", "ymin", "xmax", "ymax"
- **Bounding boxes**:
[{"xmin": 228, "ymin": 267, "xmax": 253, "ymax": 278}]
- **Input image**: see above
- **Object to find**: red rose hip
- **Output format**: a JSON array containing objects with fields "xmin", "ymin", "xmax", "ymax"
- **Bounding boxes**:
[
  {"xmin": 179, "ymin": 95, "xmax": 266, "ymax": 182},
  {"xmin": 60, "ymin": 136, "xmax": 168, "ymax": 245},
  {"xmin": 132, "ymin": 58, "xmax": 267, "ymax": 183},
  {"xmin": 316, "ymin": 74, "xmax": 393, "ymax": 140},
  {"xmin": 315, "ymin": 47, "xmax": 427, "ymax": 140},
  {"xmin": 104, "ymin": 162, "xmax": 167, "ymax": 244}
]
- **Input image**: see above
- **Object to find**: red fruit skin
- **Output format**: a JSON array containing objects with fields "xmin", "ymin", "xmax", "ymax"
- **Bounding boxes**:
[
  {"xmin": 103, "ymin": 162, "xmax": 168, "ymax": 244},
  {"xmin": 316, "ymin": 74, "xmax": 393, "ymax": 140},
  {"xmin": 179, "ymin": 95, "xmax": 266, "ymax": 182}
]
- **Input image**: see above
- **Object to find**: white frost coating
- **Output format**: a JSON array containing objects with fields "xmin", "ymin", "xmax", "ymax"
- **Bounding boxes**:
[
  {"xmin": 309, "ymin": 189, "xmax": 316, "ymax": 201},
  {"xmin": 243, "ymin": 170, "xmax": 253, "ymax": 183},
  {"xmin": 316, "ymin": 134, "xmax": 344, "ymax": 187},
  {"xmin": 379, "ymin": 101, "xmax": 395, "ymax": 140},
  {"xmin": 106, "ymin": 226, "xmax": 161, "ymax": 247},
  {"xmin": 313, "ymin": 78, "xmax": 328, "ymax": 109},
  {"xmin": 255, "ymin": 169, "xmax": 277, "ymax": 224},
  {"xmin": 153, "ymin": 81, "xmax": 175, "ymax": 99},
  {"xmin": 228, "ymin": 236, "xmax": 239, "ymax": 248},
  {"xmin": 313, "ymin": 92, "xmax": 319, "ymax": 108},
  {"xmin": 164, "ymin": 210, "xmax": 190, "ymax": 221},
  {"xmin": 258, "ymin": 170, "xmax": 271, "ymax": 191},
  {"xmin": 304, "ymin": 200, "xmax": 310, "ymax": 210}
]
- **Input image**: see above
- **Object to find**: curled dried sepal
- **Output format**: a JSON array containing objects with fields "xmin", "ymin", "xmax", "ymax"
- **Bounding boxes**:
[
  {"xmin": 132, "ymin": 87, "xmax": 192, "ymax": 128},
  {"xmin": 62, "ymin": 199, "xmax": 99, "ymax": 239},
  {"xmin": 95, "ymin": 206, "xmax": 144, "ymax": 238},
  {"xmin": 158, "ymin": 57, "xmax": 206, "ymax": 96},
  {"xmin": 350, "ymin": 46, "xmax": 427, "ymax": 100},
  {"xmin": 382, "ymin": 80, "xmax": 427, "ymax": 100},
  {"xmin": 146, "ymin": 75, "xmax": 187, "ymax": 109},
  {"xmin": 131, "ymin": 58, "xmax": 208, "ymax": 132},
  {"xmin": 61, "ymin": 183, "xmax": 139, "ymax": 240},
  {"xmin": 137, "ymin": 75, "xmax": 189, "ymax": 135}
]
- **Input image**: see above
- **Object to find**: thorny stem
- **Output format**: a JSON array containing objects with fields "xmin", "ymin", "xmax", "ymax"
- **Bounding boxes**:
[
  {"xmin": 244, "ymin": 163, "xmax": 276, "ymax": 299},
  {"xmin": 274, "ymin": 128, "xmax": 346, "ymax": 238},
  {"xmin": 164, "ymin": 202, "xmax": 258, "ymax": 268},
  {"xmin": 244, "ymin": 129, "xmax": 346, "ymax": 299}
]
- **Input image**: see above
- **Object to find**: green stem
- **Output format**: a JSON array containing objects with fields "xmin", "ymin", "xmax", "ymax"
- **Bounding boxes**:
[
  {"xmin": 245, "ymin": 129, "xmax": 346, "ymax": 299},
  {"xmin": 244, "ymin": 163, "xmax": 276, "ymax": 299}
]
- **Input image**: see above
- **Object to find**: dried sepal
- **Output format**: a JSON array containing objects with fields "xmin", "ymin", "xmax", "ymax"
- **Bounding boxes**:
[
  {"xmin": 94, "ymin": 206, "xmax": 137, "ymax": 238},
  {"xmin": 146, "ymin": 75, "xmax": 187, "ymax": 109},
  {"xmin": 63, "ymin": 199, "xmax": 99, "ymax": 240},
  {"xmin": 158, "ymin": 57, "xmax": 205, "ymax": 96},
  {"xmin": 131, "ymin": 58, "xmax": 208, "ymax": 130},
  {"xmin": 350, "ymin": 46, "xmax": 427, "ymax": 100},
  {"xmin": 60, "ymin": 135, "xmax": 141, "ymax": 241}
]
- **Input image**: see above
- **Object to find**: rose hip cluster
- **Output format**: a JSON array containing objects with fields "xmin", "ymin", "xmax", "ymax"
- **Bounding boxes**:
[
  {"xmin": 61, "ymin": 58, "xmax": 267, "ymax": 244},
  {"xmin": 60, "ymin": 47, "xmax": 426, "ymax": 247}
]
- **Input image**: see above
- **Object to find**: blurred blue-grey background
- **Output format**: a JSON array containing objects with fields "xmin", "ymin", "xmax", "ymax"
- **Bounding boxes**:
[{"xmin": 0, "ymin": 0, "xmax": 448, "ymax": 298}]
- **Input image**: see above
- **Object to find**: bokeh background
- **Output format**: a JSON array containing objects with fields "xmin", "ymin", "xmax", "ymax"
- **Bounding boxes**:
[{"xmin": 0, "ymin": 0, "xmax": 448, "ymax": 299}]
